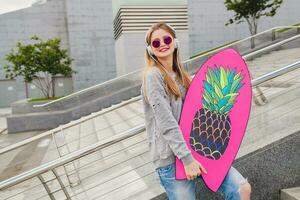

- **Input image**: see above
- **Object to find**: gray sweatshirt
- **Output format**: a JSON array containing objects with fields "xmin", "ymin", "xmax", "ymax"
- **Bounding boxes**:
[{"xmin": 140, "ymin": 67, "xmax": 194, "ymax": 170}]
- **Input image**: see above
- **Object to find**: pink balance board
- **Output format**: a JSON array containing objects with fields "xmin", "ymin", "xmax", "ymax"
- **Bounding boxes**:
[{"xmin": 175, "ymin": 48, "xmax": 252, "ymax": 192}]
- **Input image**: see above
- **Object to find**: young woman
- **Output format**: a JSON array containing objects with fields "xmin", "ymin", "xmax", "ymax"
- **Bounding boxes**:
[{"xmin": 140, "ymin": 22, "xmax": 251, "ymax": 200}]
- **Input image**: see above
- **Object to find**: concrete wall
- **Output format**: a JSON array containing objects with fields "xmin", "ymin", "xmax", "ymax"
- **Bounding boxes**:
[
  {"xmin": 0, "ymin": 0, "xmax": 68, "ymax": 101},
  {"xmin": 187, "ymin": 0, "xmax": 300, "ymax": 56},
  {"xmin": 65, "ymin": 0, "xmax": 117, "ymax": 91}
]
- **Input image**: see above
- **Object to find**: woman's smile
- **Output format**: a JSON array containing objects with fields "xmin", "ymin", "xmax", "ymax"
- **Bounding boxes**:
[{"xmin": 159, "ymin": 47, "xmax": 169, "ymax": 52}]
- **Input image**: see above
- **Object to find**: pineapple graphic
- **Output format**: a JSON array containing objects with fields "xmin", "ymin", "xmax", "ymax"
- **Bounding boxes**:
[{"xmin": 190, "ymin": 65, "xmax": 244, "ymax": 160}]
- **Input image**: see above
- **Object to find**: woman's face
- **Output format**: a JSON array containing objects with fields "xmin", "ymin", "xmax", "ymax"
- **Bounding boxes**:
[{"xmin": 150, "ymin": 28, "xmax": 175, "ymax": 59}]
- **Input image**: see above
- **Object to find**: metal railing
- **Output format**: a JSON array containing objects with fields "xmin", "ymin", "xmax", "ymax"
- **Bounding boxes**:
[
  {"xmin": 1, "ymin": 30, "xmax": 300, "ymax": 199},
  {"xmin": 1, "ymin": 25, "xmax": 300, "ymax": 157},
  {"xmin": 187, "ymin": 25, "xmax": 300, "ymax": 61},
  {"xmin": 252, "ymin": 60, "xmax": 300, "ymax": 86},
  {"xmin": 1, "ymin": 60, "xmax": 299, "ymax": 194},
  {"xmin": 243, "ymin": 33, "xmax": 300, "ymax": 60},
  {"xmin": 0, "ymin": 124, "xmax": 145, "ymax": 190},
  {"xmin": 0, "ymin": 96, "xmax": 142, "ymax": 155},
  {"xmin": 33, "ymin": 25, "xmax": 300, "ymax": 109}
]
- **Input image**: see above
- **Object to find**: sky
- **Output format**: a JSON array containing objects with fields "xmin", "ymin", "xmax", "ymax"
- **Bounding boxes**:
[{"xmin": 0, "ymin": 0, "xmax": 37, "ymax": 14}]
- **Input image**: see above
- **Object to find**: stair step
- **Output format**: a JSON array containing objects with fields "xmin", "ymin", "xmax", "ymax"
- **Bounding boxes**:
[{"xmin": 281, "ymin": 187, "xmax": 300, "ymax": 200}]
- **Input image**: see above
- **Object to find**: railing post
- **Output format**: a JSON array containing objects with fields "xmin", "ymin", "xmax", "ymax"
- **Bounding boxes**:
[
  {"xmin": 251, "ymin": 37, "xmax": 255, "ymax": 49},
  {"xmin": 52, "ymin": 129, "xmax": 81, "ymax": 187},
  {"xmin": 272, "ymin": 29, "xmax": 276, "ymax": 41}
]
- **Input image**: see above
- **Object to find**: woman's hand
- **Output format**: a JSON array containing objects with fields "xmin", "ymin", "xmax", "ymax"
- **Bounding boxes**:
[{"xmin": 183, "ymin": 159, "xmax": 207, "ymax": 180}]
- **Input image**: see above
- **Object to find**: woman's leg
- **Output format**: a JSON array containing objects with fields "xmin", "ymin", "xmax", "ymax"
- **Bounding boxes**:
[
  {"xmin": 156, "ymin": 162, "xmax": 197, "ymax": 200},
  {"xmin": 217, "ymin": 166, "xmax": 251, "ymax": 200}
]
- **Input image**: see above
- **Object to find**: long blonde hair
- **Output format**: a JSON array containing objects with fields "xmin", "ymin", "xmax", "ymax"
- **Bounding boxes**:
[{"xmin": 143, "ymin": 22, "xmax": 191, "ymax": 103}]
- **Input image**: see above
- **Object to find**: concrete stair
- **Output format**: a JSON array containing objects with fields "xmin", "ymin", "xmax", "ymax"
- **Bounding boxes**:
[
  {"xmin": 281, "ymin": 187, "xmax": 300, "ymax": 200},
  {"xmin": 246, "ymin": 46, "xmax": 300, "ymax": 78}
]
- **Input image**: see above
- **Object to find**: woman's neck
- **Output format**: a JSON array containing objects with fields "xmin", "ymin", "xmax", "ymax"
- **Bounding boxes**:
[{"xmin": 157, "ymin": 54, "xmax": 173, "ymax": 73}]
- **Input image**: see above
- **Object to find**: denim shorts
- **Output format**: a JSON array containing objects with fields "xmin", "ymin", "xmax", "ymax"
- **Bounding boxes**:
[{"xmin": 155, "ymin": 162, "xmax": 249, "ymax": 200}]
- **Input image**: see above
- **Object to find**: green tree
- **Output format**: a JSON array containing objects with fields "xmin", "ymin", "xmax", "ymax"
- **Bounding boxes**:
[
  {"xmin": 224, "ymin": 0, "xmax": 283, "ymax": 47},
  {"xmin": 4, "ymin": 36, "xmax": 77, "ymax": 98}
]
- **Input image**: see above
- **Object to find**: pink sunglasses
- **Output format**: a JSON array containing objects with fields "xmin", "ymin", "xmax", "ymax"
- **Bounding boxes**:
[{"xmin": 151, "ymin": 35, "xmax": 173, "ymax": 48}]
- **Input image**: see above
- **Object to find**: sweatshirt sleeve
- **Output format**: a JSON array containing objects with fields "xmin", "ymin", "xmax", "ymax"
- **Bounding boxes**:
[{"xmin": 144, "ymin": 69, "xmax": 194, "ymax": 166}]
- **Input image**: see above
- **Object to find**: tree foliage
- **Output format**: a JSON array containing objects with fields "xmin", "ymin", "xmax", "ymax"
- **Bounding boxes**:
[
  {"xmin": 224, "ymin": 0, "xmax": 283, "ymax": 35},
  {"xmin": 4, "ymin": 36, "xmax": 77, "ymax": 98}
]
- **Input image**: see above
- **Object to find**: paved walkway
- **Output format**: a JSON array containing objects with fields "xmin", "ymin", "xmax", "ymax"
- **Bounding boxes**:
[{"xmin": 0, "ymin": 107, "xmax": 44, "ymax": 151}]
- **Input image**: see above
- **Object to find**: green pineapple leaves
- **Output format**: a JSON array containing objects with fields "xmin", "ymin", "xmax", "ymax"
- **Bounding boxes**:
[{"xmin": 202, "ymin": 65, "xmax": 244, "ymax": 114}]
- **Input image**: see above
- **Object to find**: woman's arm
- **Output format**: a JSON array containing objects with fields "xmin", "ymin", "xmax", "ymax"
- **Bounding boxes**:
[{"xmin": 144, "ymin": 68, "xmax": 194, "ymax": 166}]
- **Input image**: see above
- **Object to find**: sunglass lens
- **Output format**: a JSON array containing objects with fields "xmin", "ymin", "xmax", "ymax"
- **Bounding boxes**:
[
  {"xmin": 152, "ymin": 40, "xmax": 160, "ymax": 48},
  {"xmin": 164, "ymin": 36, "xmax": 172, "ymax": 45}
]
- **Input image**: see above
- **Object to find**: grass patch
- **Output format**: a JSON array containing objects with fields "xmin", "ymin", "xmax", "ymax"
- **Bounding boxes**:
[
  {"xmin": 275, "ymin": 22, "xmax": 300, "ymax": 33},
  {"xmin": 190, "ymin": 40, "xmax": 239, "ymax": 59},
  {"xmin": 29, "ymin": 96, "xmax": 64, "ymax": 102}
]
